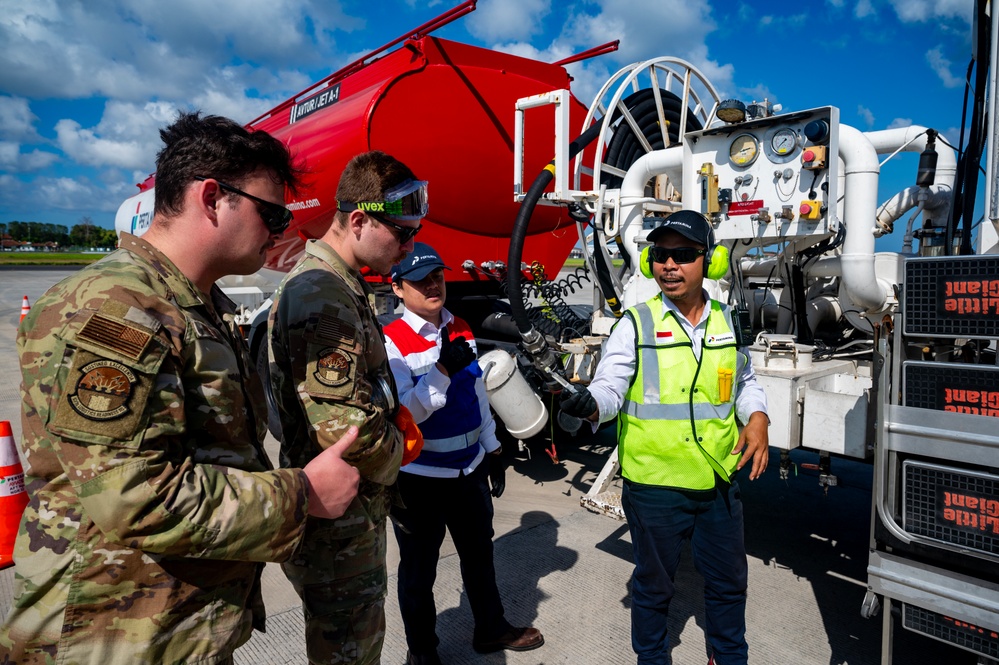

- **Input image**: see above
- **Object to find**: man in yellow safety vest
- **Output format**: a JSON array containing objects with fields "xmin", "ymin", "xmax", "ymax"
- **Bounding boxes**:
[{"xmin": 560, "ymin": 210, "xmax": 770, "ymax": 665}]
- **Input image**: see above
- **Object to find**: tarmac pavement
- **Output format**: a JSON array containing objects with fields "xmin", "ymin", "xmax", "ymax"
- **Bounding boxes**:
[{"xmin": 0, "ymin": 267, "xmax": 976, "ymax": 664}]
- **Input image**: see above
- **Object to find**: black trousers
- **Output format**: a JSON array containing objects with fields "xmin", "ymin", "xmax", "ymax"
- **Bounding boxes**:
[{"xmin": 391, "ymin": 461, "xmax": 509, "ymax": 656}]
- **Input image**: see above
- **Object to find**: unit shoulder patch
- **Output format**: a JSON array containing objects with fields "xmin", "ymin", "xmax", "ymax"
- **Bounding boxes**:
[
  {"xmin": 51, "ymin": 347, "xmax": 162, "ymax": 445},
  {"xmin": 69, "ymin": 359, "xmax": 137, "ymax": 420},
  {"xmin": 314, "ymin": 347, "xmax": 352, "ymax": 387}
]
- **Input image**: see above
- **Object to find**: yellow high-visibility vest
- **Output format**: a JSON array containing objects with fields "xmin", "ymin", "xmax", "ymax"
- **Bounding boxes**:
[{"xmin": 618, "ymin": 296, "xmax": 743, "ymax": 489}]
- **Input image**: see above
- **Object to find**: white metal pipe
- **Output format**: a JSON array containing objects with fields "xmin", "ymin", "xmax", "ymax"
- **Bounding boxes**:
[
  {"xmin": 803, "ymin": 255, "xmax": 842, "ymax": 278},
  {"xmin": 839, "ymin": 124, "xmax": 888, "ymax": 312},
  {"xmin": 875, "ymin": 184, "xmax": 953, "ymax": 232},
  {"xmin": 739, "ymin": 257, "xmax": 780, "ymax": 277},
  {"xmin": 806, "ymin": 295, "xmax": 842, "ymax": 334},
  {"xmin": 865, "ymin": 125, "xmax": 957, "ymax": 182},
  {"xmin": 740, "ymin": 253, "xmax": 844, "ymax": 279},
  {"xmin": 618, "ymin": 146, "xmax": 685, "ymax": 264},
  {"xmin": 866, "ymin": 125, "xmax": 957, "ymax": 236}
]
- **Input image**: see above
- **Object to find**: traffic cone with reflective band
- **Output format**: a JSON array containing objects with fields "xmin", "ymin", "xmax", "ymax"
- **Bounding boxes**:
[
  {"xmin": 0, "ymin": 420, "xmax": 29, "ymax": 570},
  {"xmin": 19, "ymin": 296, "xmax": 30, "ymax": 323}
]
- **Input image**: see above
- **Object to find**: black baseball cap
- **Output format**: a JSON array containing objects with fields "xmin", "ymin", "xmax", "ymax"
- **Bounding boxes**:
[
  {"xmin": 391, "ymin": 242, "xmax": 451, "ymax": 282},
  {"xmin": 646, "ymin": 210, "xmax": 712, "ymax": 247}
]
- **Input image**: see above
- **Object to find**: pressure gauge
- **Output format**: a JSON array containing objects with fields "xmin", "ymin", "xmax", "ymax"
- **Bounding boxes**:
[
  {"xmin": 764, "ymin": 126, "xmax": 801, "ymax": 163},
  {"xmin": 729, "ymin": 134, "xmax": 759, "ymax": 167},
  {"xmin": 770, "ymin": 128, "xmax": 799, "ymax": 156}
]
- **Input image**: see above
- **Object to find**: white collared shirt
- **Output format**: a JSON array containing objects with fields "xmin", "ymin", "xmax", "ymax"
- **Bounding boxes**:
[{"xmin": 384, "ymin": 306, "xmax": 501, "ymax": 477}]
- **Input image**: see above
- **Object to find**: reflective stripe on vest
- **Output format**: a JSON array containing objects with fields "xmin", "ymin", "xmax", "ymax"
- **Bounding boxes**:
[{"xmin": 618, "ymin": 297, "xmax": 740, "ymax": 490}]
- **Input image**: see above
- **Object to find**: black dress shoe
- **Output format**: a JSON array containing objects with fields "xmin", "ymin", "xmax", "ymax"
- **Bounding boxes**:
[
  {"xmin": 406, "ymin": 650, "xmax": 443, "ymax": 665},
  {"xmin": 472, "ymin": 626, "xmax": 545, "ymax": 653}
]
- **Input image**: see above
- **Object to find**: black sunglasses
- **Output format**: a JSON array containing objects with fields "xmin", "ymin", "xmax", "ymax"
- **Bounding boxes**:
[
  {"xmin": 369, "ymin": 212, "xmax": 421, "ymax": 244},
  {"xmin": 195, "ymin": 177, "xmax": 293, "ymax": 235},
  {"xmin": 648, "ymin": 246, "xmax": 706, "ymax": 265}
]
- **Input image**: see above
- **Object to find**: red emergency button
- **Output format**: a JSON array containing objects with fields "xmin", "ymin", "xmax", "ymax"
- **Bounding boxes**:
[
  {"xmin": 803, "ymin": 149, "xmax": 815, "ymax": 162},
  {"xmin": 800, "ymin": 203, "xmax": 813, "ymax": 215}
]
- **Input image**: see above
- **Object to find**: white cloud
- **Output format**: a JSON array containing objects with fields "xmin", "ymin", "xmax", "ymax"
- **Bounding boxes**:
[
  {"xmin": 0, "ymin": 0, "xmax": 361, "ymax": 101},
  {"xmin": 0, "ymin": 174, "xmax": 121, "ymax": 214},
  {"xmin": 561, "ymin": 0, "xmax": 716, "ymax": 65},
  {"xmin": 55, "ymin": 100, "xmax": 178, "ymax": 171},
  {"xmin": 36, "ymin": 177, "xmax": 121, "ymax": 212},
  {"xmin": 887, "ymin": 0, "xmax": 973, "ymax": 24},
  {"xmin": 926, "ymin": 46, "xmax": 964, "ymax": 87},
  {"xmin": 490, "ymin": 0, "xmax": 731, "ymax": 123},
  {"xmin": 738, "ymin": 84, "xmax": 779, "ymax": 108},
  {"xmin": 827, "ymin": 0, "xmax": 846, "ymax": 7},
  {"xmin": 887, "ymin": 117, "xmax": 914, "ymax": 130},
  {"xmin": 0, "ymin": 142, "xmax": 59, "ymax": 172},
  {"xmin": 855, "ymin": 0, "xmax": 876, "ymax": 19},
  {"xmin": 857, "ymin": 105, "xmax": 875, "ymax": 128},
  {"xmin": 0, "ymin": 96, "xmax": 40, "ymax": 142},
  {"xmin": 467, "ymin": 0, "xmax": 552, "ymax": 43}
]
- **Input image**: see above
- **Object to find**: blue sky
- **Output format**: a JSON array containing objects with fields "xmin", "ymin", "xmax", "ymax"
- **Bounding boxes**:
[{"xmin": 0, "ymin": 0, "xmax": 976, "ymax": 252}]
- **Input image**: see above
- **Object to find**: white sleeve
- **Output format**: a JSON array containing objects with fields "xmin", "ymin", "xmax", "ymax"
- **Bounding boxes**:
[
  {"xmin": 589, "ymin": 315, "xmax": 638, "ymax": 425},
  {"xmin": 385, "ymin": 336, "xmax": 450, "ymax": 424}
]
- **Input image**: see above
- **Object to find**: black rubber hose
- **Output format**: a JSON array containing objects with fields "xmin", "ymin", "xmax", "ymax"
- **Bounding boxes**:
[
  {"xmin": 960, "ymin": 0, "xmax": 990, "ymax": 254},
  {"xmin": 507, "ymin": 87, "xmax": 704, "ymax": 334},
  {"xmin": 602, "ymin": 90, "xmax": 703, "ymax": 189},
  {"xmin": 590, "ymin": 239, "xmax": 621, "ymax": 315},
  {"xmin": 948, "ymin": 0, "xmax": 988, "ymax": 255},
  {"xmin": 507, "ymin": 122, "xmax": 602, "ymax": 334},
  {"xmin": 791, "ymin": 264, "xmax": 812, "ymax": 345}
]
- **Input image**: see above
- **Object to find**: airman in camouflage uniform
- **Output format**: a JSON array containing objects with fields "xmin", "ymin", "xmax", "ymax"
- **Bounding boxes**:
[
  {"xmin": 267, "ymin": 150, "xmax": 425, "ymax": 665},
  {"xmin": 0, "ymin": 112, "xmax": 361, "ymax": 665}
]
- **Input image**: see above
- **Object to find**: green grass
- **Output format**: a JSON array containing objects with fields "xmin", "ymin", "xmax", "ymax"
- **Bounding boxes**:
[
  {"xmin": 562, "ymin": 257, "xmax": 624, "ymax": 268},
  {"xmin": 0, "ymin": 252, "xmax": 107, "ymax": 266}
]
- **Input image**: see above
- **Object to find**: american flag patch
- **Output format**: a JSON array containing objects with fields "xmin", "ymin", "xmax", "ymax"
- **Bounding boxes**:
[
  {"xmin": 316, "ymin": 313, "xmax": 356, "ymax": 344},
  {"xmin": 78, "ymin": 314, "xmax": 152, "ymax": 360}
]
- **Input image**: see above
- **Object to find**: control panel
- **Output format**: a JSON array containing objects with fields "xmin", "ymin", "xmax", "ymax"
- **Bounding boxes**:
[{"xmin": 681, "ymin": 106, "xmax": 841, "ymax": 244}]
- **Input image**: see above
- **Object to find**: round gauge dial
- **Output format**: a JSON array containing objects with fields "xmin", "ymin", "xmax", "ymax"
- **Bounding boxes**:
[
  {"xmin": 770, "ymin": 128, "xmax": 799, "ymax": 156},
  {"xmin": 729, "ymin": 134, "xmax": 759, "ymax": 167}
]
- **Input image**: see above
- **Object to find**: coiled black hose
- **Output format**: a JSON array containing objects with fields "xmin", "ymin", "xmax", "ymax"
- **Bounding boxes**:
[{"xmin": 507, "ymin": 87, "xmax": 703, "ymax": 337}]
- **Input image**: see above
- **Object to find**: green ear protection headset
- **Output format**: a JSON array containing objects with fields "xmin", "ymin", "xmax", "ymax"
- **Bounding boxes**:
[{"xmin": 639, "ymin": 219, "xmax": 730, "ymax": 281}]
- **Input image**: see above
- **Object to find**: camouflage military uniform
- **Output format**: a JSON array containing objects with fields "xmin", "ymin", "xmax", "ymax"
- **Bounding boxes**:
[
  {"xmin": 267, "ymin": 239, "xmax": 403, "ymax": 665},
  {"xmin": 0, "ymin": 233, "xmax": 310, "ymax": 665}
]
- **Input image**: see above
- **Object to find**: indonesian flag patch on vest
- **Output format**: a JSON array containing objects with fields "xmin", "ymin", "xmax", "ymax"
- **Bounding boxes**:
[{"xmin": 655, "ymin": 330, "xmax": 674, "ymax": 344}]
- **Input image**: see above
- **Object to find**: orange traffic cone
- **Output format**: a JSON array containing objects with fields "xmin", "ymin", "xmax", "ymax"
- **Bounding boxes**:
[
  {"xmin": 19, "ymin": 296, "xmax": 30, "ymax": 323},
  {"xmin": 0, "ymin": 420, "xmax": 29, "ymax": 570}
]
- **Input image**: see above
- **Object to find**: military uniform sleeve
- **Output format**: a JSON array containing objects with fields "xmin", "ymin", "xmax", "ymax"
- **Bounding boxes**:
[
  {"xmin": 19, "ymin": 279, "xmax": 309, "ymax": 563},
  {"xmin": 268, "ymin": 268, "xmax": 403, "ymax": 485}
]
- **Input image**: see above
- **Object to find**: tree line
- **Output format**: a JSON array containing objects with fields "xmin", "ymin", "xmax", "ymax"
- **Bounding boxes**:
[{"xmin": 0, "ymin": 218, "xmax": 118, "ymax": 249}]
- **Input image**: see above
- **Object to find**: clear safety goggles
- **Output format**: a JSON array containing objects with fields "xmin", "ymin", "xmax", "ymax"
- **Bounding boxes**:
[{"xmin": 337, "ymin": 179, "xmax": 429, "ymax": 221}]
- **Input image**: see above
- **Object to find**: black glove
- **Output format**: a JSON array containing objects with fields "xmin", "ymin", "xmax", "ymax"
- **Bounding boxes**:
[
  {"xmin": 487, "ymin": 451, "xmax": 506, "ymax": 498},
  {"xmin": 560, "ymin": 386, "xmax": 597, "ymax": 419},
  {"xmin": 438, "ymin": 326, "xmax": 476, "ymax": 376}
]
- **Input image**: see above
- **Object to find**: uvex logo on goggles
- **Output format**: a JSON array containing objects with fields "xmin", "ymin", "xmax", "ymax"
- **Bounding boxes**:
[
  {"xmin": 354, "ymin": 200, "xmax": 406, "ymax": 215},
  {"xmin": 336, "ymin": 178, "xmax": 429, "ymax": 222}
]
